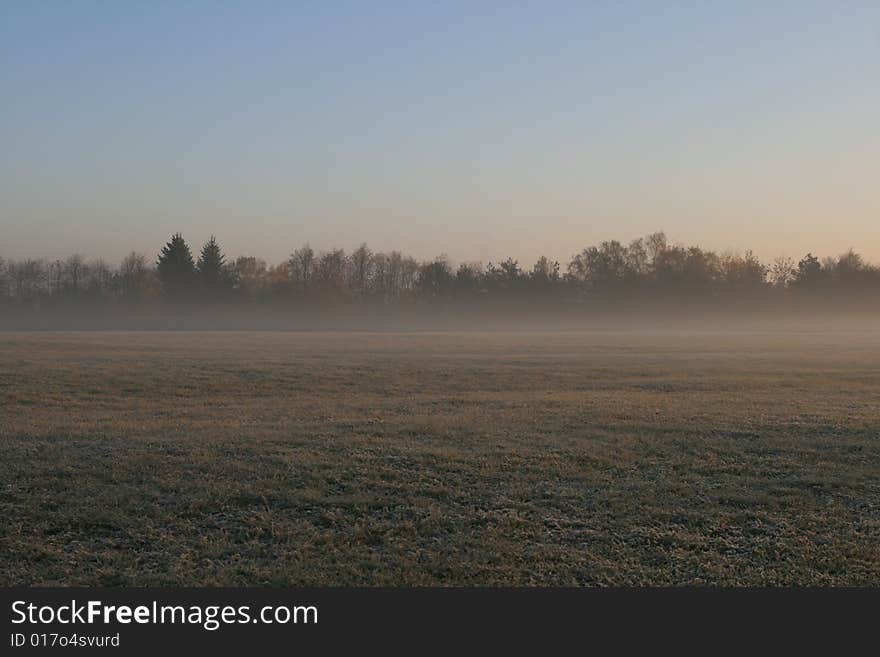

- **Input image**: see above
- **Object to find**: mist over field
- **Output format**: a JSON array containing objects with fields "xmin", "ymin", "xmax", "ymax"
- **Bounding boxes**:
[{"xmin": 3, "ymin": 231, "xmax": 879, "ymax": 330}]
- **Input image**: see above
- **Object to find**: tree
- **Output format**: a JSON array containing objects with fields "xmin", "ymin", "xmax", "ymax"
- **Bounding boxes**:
[
  {"xmin": 682, "ymin": 247, "xmax": 722, "ymax": 290},
  {"xmin": 369, "ymin": 252, "xmax": 389, "ymax": 302},
  {"xmin": 530, "ymin": 256, "xmax": 561, "ymax": 300},
  {"xmin": 400, "ymin": 255, "xmax": 420, "ymax": 300},
  {"xmin": 388, "ymin": 251, "xmax": 417, "ymax": 302},
  {"xmin": 645, "ymin": 231, "xmax": 668, "ymax": 268},
  {"xmin": 85, "ymin": 258, "xmax": 114, "ymax": 300},
  {"xmin": 264, "ymin": 262, "xmax": 292, "ymax": 301},
  {"xmin": 770, "ymin": 256, "xmax": 796, "ymax": 288},
  {"xmin": 531, "ymin": 256, "xmax": 559, "ymax": 282},
  {"xmin": 567, "ymin": 241, "xmax": 630, "ymax": 291},
  {"xmin": 8, "ymin": 259, "xmax": 47, "ymax": 301},
  {"xmin": 625, "ymin": 238, "xmax": 649, "ymax": 276},
  {"xmin": 833, "ymin": 249, "xmax": 865, "ymax": 282},
  {"xmin": 157, "ymin": 233, "xmax": 196, "ymax": 301},
  {"xmin": 485, "ymin": 258, "xmax": 524, "ymax": 299},
  {"xmin": 232, "ymin": 256, "xmax": 268, "ymax": 301},
  {"xmin": 417, "ymin": 256, "xmax": 454, "ymax": 303},
  {"xmin": 120, "ymin": 252, "xmax": 156, "ymax": 302},
  {"xmin": 454, "ymin": 262, "xmax": 484, "ymax": 302},
  {"xmin": 288, "ymin": 244, "xmax": 315, "ymax": 297},
  {"xmin": 720, "ymin": 250, "xmax": 767, "ymax": 292},
  {"xmin": 62, "ymin": 254, "xmax": 87, "ymax": 297},
  {"xmin": 48, "ymin": 259, "xmax": 64, "ymax": 296},
  {"xmin": 197, "ymin": 236, "xmax": 232, "ymax": 299},
  {"xmin": 348, "ymin": 243, "xmax": 373, "ymax": 300},
  {"xmin": 314, "ymin": 249, "xmax": 348, "ymax": 302},
  {"xmin": 794, "ymin": 253, "xmax": 823, "ymax": 288}
]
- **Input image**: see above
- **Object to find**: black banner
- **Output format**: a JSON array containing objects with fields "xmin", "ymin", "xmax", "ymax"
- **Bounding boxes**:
[{"xmin": 1, "ymin": 588, "xmax": 876, "ymax": 653}]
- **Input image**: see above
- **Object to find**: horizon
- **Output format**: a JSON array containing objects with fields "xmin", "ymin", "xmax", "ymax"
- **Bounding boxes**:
[
  {"xmin": 1, "ymin": 229, "xmax": 878, "ymax": 271},
  {"xmin": 2, "ymin": 1, "xmax": 879, "ymax": 264}
]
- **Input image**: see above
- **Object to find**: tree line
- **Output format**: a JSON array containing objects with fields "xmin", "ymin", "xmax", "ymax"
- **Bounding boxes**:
[{"xmin": 2, "ymin": 231, "xmax": 879, "ymax": 318}]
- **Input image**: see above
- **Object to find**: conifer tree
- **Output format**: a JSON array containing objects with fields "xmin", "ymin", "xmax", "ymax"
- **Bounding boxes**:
[
  {"xmin": 156, "ymin": 233, "xmax": 196, "ymax": 300},
  {"xmin": 197, "ymin": 235, "xmax": 231, "ymax": 299}
]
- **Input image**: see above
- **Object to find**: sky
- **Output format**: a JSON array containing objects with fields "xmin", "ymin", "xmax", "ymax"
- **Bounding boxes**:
[{"xmin": 2, "ymin": 1, "xmax": 879, "ymax": 267}]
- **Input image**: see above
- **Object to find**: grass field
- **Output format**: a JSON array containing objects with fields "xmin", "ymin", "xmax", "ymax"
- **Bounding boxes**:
[{"xmin": 1, "ymin": 329, "xmax": 878, "ymax": 585}]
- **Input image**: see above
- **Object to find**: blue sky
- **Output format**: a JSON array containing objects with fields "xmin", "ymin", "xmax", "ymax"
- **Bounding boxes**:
[{"xmin": 2, "ymin": 1, "xmax": 878, "ymax": 265}]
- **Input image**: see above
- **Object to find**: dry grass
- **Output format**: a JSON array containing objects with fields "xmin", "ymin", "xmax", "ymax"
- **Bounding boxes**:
[{"xmin": 1, "ymin": 329, "xmax": 878, "ymax": 585}]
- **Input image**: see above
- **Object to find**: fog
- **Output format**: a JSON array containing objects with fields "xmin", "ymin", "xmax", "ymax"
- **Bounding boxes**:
[{"xmin": 2, "ymin": 231, "xmax": 879, "ymax": 331}]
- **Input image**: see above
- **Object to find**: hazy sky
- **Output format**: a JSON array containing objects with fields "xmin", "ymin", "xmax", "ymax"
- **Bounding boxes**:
[{"xmin": 2, "ymin": 1, "xmax": 878, "ymax": 267}]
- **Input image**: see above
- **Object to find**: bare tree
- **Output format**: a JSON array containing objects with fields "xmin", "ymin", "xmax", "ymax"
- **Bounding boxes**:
[
  {"xmin": 348, "ymin": 243, "xmax": 373, "ymax": 300},
  {"xmin": 370, "ymin": 252, "xmax": 389, "ymax": 302},
  {"xmin": 85, "ymin": 259, "xmax": 114, "ymax": 299},
  {"xmin": 402, "ymin": 257, "xmax": 420, "ymax": 292},
  {"xmin": 770, "ymin": 256, "xmax": 796, "ymax": 288},
  {"xmin": 62, "ymin": 254, "xmax": 87, "ymax": 297},
  {"xmin": 625, "ymin": 238, "xmax": 649, "ymax": 276},
  {"xmin": 645, "ymin": 231, "xmax": 668, "ymax": 269},
  {"xmin": 386, "ymin": 251, "xmax": 405, "ymax": 301},
  {"xmin": 9, "ymin": 259, "xmax": 47, "ymax": 301},
  {"xmin": 232, "ymin": 256, "xmax": 268, "ymax": 301},
  {"xmin": 120, "ymin": 252, "xmax": 154, "ymax": 302},
  {"xmin": 314, "ymin": 249, "xmax": 347, "ymax": 302},
  {"xmin": 288, "ymin": 244, "xmax": 315, "ymax": 296}
]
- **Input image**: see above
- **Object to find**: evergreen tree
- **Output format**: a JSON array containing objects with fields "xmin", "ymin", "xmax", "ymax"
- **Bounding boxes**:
[
  {"xmin": 156, "ymin": 233, "xmax": 196, "ymax": 300},
  {"xmin": 197, "ymin": 235, "xmax": 231, "ymax": 298}
]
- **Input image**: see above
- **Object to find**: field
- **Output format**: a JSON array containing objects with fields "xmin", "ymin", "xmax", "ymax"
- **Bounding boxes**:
[{"xmin": 1, "ymin": 329, "xmax": 878, "ymax": 586}]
